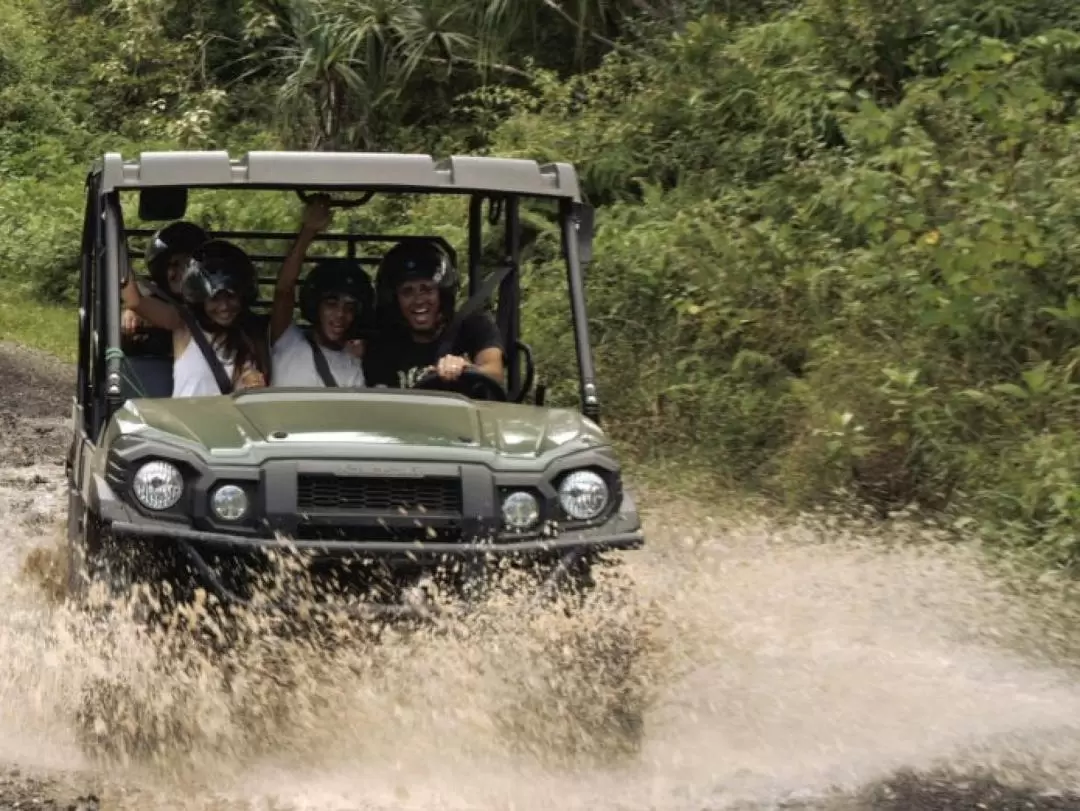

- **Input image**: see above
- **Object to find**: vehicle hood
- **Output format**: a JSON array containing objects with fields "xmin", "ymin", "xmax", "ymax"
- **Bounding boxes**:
[{"xmin": 109, "ymin": 390, "xmax": 607, "ymax": 459}]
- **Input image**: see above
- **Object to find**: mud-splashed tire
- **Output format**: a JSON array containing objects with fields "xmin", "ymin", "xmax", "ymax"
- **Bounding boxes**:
[
  {"xmin": 576, "ymin": 555, "xmax": 649, "ymax": 756},
  {"xmin": 66, "ymin": 510, "xmax": 179, "ymax": 629},
  {"xmin": 572, "ymin": 605, "xmax": 649, "ymax": 757},
  {"xmin": 66, "ymin": 513, "xmax": 191, "ymax": 764},
  {"xmin": 504, "ymin": 611, "xmax": 647, "ymax": 764},
  {"xmin": 74, "ymin": 675, "xmax": 139, "ymax": 766},
  {"xmin": 66, "ymin": 510, "xmax": 128, "ymax": 611},
  {"xmin": 501, "ymin": 553, "xmax": 648, "ymax": 763},
  {"xmin": 74, "ymin": 670, "xmax": 200, "ymax": 767}
]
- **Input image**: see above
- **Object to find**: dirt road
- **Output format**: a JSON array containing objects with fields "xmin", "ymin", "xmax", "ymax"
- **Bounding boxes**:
[{"xmin": 4, "ymin": 339, "xmax": 1080, "ymax": 811}]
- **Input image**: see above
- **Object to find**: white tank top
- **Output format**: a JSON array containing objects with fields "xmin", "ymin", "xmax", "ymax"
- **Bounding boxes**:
[{"xmin": 172, "ymin": 330, "xmax": 237, "ymax": 397}]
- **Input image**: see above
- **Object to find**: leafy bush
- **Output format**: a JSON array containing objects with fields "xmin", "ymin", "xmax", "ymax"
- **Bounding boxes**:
[{"xmin": 469, "ymin": 6, "xmax": 1080, "ymax": 566}]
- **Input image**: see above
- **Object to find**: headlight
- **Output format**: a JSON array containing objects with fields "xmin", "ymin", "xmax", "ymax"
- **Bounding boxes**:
[
  {"xmin": 502, "ymin": 490, "xmax": 540, "ymax": 530},
  {"xmin": 557, "ymin": 470, "xmax": 609, "ymax": 521},
  {"xmin": 132, "ymin": 460, "xmax": 184, "ymax": 511},
  {"xmin": 211, "ymin": 484, "xmax": 249, "ymax": 522}
]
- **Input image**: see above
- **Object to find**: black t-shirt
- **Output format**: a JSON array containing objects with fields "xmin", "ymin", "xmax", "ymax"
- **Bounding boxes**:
[{"xmin": 363, "ymin": 311, "xmax": 505, "ymax": 389}]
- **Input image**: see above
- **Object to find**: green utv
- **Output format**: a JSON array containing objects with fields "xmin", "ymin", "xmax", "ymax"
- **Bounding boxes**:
[{"xmin": 64, "ymin": 150, "xmax": 645, "ymax": 623}]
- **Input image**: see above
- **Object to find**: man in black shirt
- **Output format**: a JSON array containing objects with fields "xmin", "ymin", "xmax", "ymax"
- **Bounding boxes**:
[{"xmin": 363, "ymin": 241, "xmax": 505, "ymax": 391}]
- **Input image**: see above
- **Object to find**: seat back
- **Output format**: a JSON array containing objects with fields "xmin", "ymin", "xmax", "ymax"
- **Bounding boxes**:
[{"xmin": 119, "ymin": 355, "xmax": 174, "ymax": 400}]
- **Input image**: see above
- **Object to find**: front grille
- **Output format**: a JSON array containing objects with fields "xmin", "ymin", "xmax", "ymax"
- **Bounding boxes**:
[
  {"xmin": 297, "ymin": 474, "xmax": 462, "ymax": 515},
  {"xmin": 294, "ymin": 523, "xmax": 463, "ymax": 543}
]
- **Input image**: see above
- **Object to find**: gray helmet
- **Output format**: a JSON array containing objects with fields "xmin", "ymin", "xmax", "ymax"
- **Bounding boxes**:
[{"xmin": 180, "ymin": 239, "xmax": 259, "ymax": 307}]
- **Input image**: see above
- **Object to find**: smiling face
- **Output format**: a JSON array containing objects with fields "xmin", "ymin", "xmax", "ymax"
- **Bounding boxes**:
[
  {"xmin": 317, "ymin": 294, "xmax": 358, "ymax": 344},
  {"xmin": 396, "ymin": 278, "xmax": 441, "ymax": 334},
  {"xmin": 203, "ymin": 289, "xmax": 241, "ymax": 327}
]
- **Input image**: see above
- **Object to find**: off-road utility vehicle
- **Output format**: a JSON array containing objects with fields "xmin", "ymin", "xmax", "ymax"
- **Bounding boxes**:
[{"xmin": 64, "ymin": 150, "xmax": 644, "ymax": 621}]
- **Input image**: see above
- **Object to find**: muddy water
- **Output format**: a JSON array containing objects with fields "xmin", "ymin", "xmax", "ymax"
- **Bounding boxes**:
[{"xmin": 5, "ymin": 342, "xmax": 1080, "ymax": 810}]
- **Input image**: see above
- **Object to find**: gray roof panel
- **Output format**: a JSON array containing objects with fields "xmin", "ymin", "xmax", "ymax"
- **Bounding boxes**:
[{"xmin": 97, "ymin": 150, "xmax": 582, "ymax": 201}]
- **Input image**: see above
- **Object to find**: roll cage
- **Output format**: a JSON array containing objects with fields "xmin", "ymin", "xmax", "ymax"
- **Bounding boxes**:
[{"xmin": 74, "ymin": 150, "xmax": 598, "ymax": 447}]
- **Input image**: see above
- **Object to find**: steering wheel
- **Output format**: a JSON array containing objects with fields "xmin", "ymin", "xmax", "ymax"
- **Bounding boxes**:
[{"xmin": 411, "ymin": 367, "xmax": 509, "ymax": 402}]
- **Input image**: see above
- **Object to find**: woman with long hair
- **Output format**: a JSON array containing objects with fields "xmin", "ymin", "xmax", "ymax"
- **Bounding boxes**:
[{"xmin": 121, "ymin": 238, "xmax": 270, "ymax": 396}]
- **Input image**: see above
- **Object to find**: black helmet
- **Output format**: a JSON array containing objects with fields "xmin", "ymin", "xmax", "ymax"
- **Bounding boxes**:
[
  {"xmin": 299, "ymin": 257, "xmax": 375, "ymax": 336},
  {"xmin": 180, "ymin": 239, "xmax": 259, "ymax": 308},
  {"xmin": 145, "ymin": 221, "xmax": 208, "ymax": 292},
  {"xmin": 374, "ymin": 240, "xmax": 458, "ymax": 325}
]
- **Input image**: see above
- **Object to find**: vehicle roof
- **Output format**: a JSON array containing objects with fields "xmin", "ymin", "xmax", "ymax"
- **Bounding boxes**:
[{"xmin": 94, "ymin": 150, "xmax": 583, "ymax": 201}]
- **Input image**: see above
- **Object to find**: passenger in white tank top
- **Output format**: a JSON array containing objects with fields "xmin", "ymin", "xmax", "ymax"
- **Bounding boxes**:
[
  {"xmin": 268, "ymin": 196, "xmax": 373, "ymax": 388},
  {"xmin": 172, "ymin": 331, "xmax": 239, "ymax": 397},
  {"xmin": 122, "ymin": 239, "xmax": 269, "ymax": 397}
]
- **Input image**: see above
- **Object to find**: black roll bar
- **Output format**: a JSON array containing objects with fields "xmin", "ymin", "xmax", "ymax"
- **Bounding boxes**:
[
  {"xmin": 501, "ymin": 196, "xmax": 522, "ymax": 399},
  {"xmin": 560, "ymin": 198, "xmax": 601, "ymax": 423},
  {"xmin": 103, "ymin": 193, "xmax": 126, "ymax": 416}
]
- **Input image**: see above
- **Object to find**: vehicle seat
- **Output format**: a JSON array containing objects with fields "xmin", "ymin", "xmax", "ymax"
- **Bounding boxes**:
[{"xmin": 120, "ymin": 355, "xmax": 174, "ymax": 400}]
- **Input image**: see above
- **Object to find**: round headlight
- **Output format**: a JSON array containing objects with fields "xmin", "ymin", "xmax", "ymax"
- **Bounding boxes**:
[
  {"xmin": 557, "ymin": 470, "xmax": 609, "ymax": 521},
  {"xmin": 132, "ymin": 460, "xmax": 184, "ymax": 511},
  {"xmin": 502, "ymin": 490, "xmax": 540, "ymax": 530},
  {"xmin": 211, "ymin": 484, "xmax": 249, "ymax": 522}
]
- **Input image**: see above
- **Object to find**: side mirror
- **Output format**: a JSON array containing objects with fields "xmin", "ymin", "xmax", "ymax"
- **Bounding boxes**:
[
  {"xmin": 572, "ymin": 201, "xmax": 594, "ymax": 266},
  {"xmin": 139, "ymin": 187, "xmax": 188, "ymax": 221}
]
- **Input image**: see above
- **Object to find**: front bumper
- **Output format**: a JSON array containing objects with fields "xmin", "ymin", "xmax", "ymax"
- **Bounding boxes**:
[
  {"xmin": 108, "ymin": 519, "xmax": 645, "ymax": 556},
  {"xmin": 90, "ymin": 438, "xmax": 645, "ymax": 618},
  {"xmin": 93, "ymin": 479, "xmax": 644, "ymax": 620}
]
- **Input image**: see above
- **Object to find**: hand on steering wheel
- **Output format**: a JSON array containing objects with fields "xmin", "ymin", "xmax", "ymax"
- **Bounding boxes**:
[
  {"xmin": 412, "ymin": 364, "xmax": 508, "ymax": 402},
  {"xmin": 434, "ymin": 354, "xmax": 470, "ymax": 380}
]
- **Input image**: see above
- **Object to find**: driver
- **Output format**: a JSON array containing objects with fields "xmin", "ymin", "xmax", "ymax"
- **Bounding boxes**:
[
  {"xmin": 268, "ymin": 196, "xmax": 373, "ymax": 388},
  {"xmin": 363, "ymin": 240, "xmax": 505, "ymax": 390}
]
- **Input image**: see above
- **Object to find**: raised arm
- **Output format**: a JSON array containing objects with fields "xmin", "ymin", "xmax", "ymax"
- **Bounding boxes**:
[
  {"xmin": 270, "ymin": 196, "xmax": 333, "ymax": 344},
  {"xmin": 121, "ymin": 272, "xmax": 184, "ymax": 332}
]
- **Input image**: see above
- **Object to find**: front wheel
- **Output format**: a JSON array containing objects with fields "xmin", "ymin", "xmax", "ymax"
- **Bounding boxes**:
[
  {"xmin": 509, "ymin": 553, "xmax": 649, "ymax": 762},
  {"xmin": 65, "ymin": 507, "xmax": 182, "ymax": 627}
]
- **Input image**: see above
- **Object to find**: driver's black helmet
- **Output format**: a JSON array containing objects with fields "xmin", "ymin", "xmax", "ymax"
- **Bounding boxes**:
[
  {"xmin": 299, "ymin": 257, "xmax": 375, "ymax": 338},
  {"xmin": 145, "ymin": 221, "xmax": 208, "ymax": 293},
  {"xmin": 180, "ymin": 239, "xmax": 259, "ymax": 308},
  {"xmin": 374, "ymin": 240, "xmax": 458, "ymax": 327}
]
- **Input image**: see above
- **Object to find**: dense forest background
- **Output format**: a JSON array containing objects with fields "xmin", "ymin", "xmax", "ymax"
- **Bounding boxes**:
[{"xmin": 3, "ymin": 0, "xmax": 1080, "ymax": 570}]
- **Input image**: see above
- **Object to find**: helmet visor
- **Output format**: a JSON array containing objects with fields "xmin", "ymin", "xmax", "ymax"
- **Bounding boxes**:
[
  {"xmin": 182, "ymin": 261, "xmax": 244, "ymax": 304},
  {"xmin": 398, "ymin": 256, "xmax": 452, "ymax": 287}
]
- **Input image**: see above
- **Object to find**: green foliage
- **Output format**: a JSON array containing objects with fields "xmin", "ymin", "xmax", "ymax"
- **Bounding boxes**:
[
  {"xmin": 468, "ymin": 3, "xmax": 1080, "ymax": 569},
  {"xmin": 6, "ymin": 0, "xmax": 1080, "ymax": 572}
]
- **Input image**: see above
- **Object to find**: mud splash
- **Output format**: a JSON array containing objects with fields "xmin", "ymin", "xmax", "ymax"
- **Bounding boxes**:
[
  {"xmin": 6, "ymin": 484, "xmax": 1080, "ymax": 810},
  {"xmin": 5, "ymin": 346, "xmax": 1080, "ymax": 810}
]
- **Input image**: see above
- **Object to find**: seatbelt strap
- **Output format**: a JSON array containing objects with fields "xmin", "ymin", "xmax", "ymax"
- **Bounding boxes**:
[
  {"xmin": 179, "ymin": 307, "xmax": 234, "ymax": 395},
  {"xmin": 436, "ymin": 265, "xmax": 512, "ymax": 359},
  {"xmin": 304, "ymin": 331, "xmax": 339, "ymax": 388}
]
